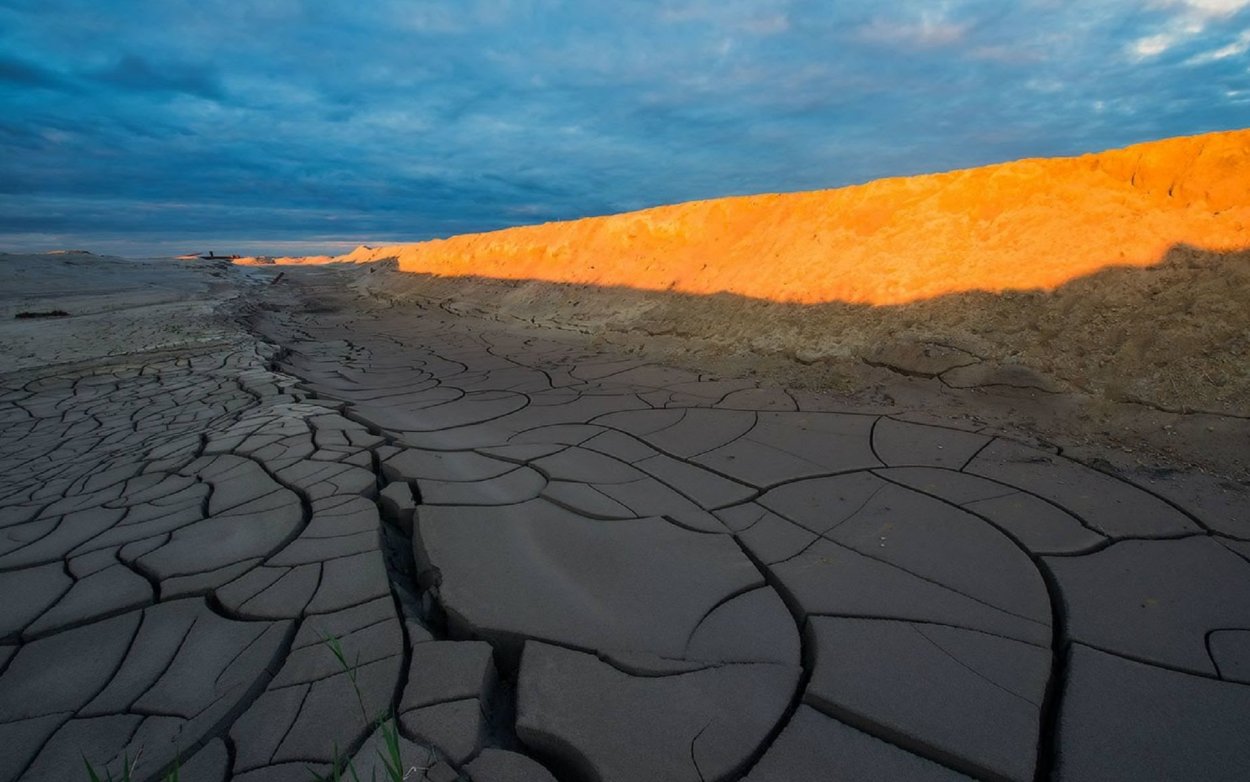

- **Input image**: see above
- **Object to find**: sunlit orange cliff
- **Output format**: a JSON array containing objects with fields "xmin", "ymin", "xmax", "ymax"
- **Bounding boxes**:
[{"xmin": 302, "ymin": 130, "xmax": 1248, "ymax": 306}]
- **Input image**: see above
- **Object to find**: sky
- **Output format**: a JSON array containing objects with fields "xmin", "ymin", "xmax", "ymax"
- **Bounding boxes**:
[{"xmin": 1, "ymin": 0, "xmax": 1247, "ymax": 257}]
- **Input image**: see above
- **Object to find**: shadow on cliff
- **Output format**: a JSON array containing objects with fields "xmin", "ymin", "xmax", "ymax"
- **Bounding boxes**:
[{"xmin": 349, "ymin": 243, "xmax": 1250, "ymax": 418}]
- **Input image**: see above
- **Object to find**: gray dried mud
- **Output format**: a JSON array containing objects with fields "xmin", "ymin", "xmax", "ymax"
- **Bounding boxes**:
[{"xmin": 0, "ymin": 255, "xmax": 1247, "ymax": 781}]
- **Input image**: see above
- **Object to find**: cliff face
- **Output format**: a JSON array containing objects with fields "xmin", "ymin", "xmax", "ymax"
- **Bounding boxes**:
[{"xmin": 338, "ymin": 130, "xmax": 1248, "ymax": 305}]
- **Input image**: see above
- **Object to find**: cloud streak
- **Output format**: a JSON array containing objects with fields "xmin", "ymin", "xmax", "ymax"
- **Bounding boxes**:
[{"xmin": 0, "ymin": 0, "xmax": 1247, "ymax": 256}]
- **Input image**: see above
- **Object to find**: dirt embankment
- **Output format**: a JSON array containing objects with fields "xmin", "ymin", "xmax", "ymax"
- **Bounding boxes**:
[
  {"xmin": 346, "ymin": 243, "xmax": 1250, "ymax": 480},
  {"xmin": 353, "ymin": 245, "xmax": 1250, "ymax": 416},
  {"xmin": 337, "ymin": 129, "xmax": 1249, "ymax": 306},
  {"xmin": 274, "ymin": 128, "xmax": 1250, "ymax": 476}
]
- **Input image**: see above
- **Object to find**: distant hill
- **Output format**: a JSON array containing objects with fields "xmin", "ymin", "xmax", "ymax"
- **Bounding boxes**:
[{"xmin": 322, "ymin": 129, "xmax": 1248, "ymax": 306}]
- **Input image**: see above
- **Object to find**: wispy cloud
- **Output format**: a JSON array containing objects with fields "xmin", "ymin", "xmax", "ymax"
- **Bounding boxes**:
[
  {"xmin": 1154, "ymin": 0, "xmax": 1250, "ymax": 20},
  {"xmin": 1132, "ymin": 32, "xmax": 1181, "ymax": 58},
  {"xmin": 1129, "ymin": 0, "xmax": 1250, "ymax": 58},
  {"xmin": 1187, "ymin": 28, "xmax": 1250, "ymax": 61},
  {"xmin": 0, "ymin": 1, "xmax": 1246, "ymax": 255},
  {"xmin": 855, "ymin": 12, "xmax": 970, "ymax": 48}
]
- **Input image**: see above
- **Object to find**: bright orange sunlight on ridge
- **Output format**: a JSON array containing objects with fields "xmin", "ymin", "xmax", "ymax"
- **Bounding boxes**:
[{"xmin": 312, "ymin": 129, "xmax": 1248, "ymax": 306}]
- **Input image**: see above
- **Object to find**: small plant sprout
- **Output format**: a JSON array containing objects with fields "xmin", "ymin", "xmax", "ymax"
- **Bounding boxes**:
[{"xmin": 315, "ymin": 633, "xmax": 433, "ymax": 782}]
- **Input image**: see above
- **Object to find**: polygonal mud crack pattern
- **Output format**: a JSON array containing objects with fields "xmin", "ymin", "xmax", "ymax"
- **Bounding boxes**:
[
  {"xmin": 2, "ymin": 271, "xmax": 1249, "ymax": 782},
  {"xmin": 0, "ymin": 343, "xmax": 443, "ymax": 782}
]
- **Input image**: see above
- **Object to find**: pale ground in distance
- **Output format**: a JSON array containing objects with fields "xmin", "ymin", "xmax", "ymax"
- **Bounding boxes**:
[{"xmin": 0, "ymin": 252, "xmax": 247, "ymax": 371}]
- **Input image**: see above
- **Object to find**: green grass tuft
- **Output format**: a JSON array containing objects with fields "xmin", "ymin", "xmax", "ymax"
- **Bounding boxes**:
[
  {"xmin": 83, "ymin": 633, "xmax": 428, "ymax": 782},
  {"xmin": 317, "ymin": 633, "xmax": 432, "ymax": 782}
]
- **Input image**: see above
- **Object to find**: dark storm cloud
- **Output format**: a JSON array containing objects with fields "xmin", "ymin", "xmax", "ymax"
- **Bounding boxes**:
[
  {"xmin": 0, "ymin": 52, "xmax": 73, "ymax": 90},
  {"xmin": 0, "ymin": 0, "xmax": 1247, "ymax": 255},
  {"xmin": 92, "ymin": 55, "xmax": 224, "ymax": 100}
]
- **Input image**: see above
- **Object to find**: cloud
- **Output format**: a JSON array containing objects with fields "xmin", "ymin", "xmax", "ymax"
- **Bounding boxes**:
[
  {"xmin": 740, "ymin": 13, "xmax": 790, "ymax": 35},
  {"xmin": 92, "ymin": 55, "xmax": 224, "ymax": 99},
  {"xmin": 855, "ymin": 12, "xmax": 970, "ymax": 48},
  {"xmin": 0, "ymin": 54, "xmax": 73, "ymax": 90},
  {"xmin": 1132, "ymin": 32, "xmax": 1180, "ymax": 57},
  {"xmin": 968, "ymin": 44, "xmax": 1049, "ymax": 64},
  {"xmin": 655, "ymin": 1, "xmax": 791, "ymax": 39},
  {"xmin": 1130, "ymin": 0, "xmax": 1250, "ymax": 58},
  {"xmin": 1187, "ymin": 28, "xmax": 1250, "ymax": 61},
  {"xmin": 0, "ymin": 1, "xmax": 1247, "ymax": 255},
  {"xmin": 1154, "ymin": 0, "xmax": 1250, "ymax": 20}
]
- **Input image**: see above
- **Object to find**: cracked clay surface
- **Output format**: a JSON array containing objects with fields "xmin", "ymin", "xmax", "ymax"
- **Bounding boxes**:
[{"xmin": 1, "ymin": 263, "xmax": 1248, "ymax": 782}]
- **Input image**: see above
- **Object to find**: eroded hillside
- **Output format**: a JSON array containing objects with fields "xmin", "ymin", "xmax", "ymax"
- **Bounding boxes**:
[{"xmin": 333, "ymin": 129, "xmax": 1248, "ymax": 305}]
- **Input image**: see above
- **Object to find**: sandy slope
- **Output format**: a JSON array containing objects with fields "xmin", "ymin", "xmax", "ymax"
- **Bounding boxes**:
[{"xmin": 332, "ymin": 129, "xmax": 1248, "ymax": 305}]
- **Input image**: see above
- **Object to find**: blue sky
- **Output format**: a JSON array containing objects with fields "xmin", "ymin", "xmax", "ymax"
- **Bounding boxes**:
[{"xmin": 1, "ymin": 0, "xmax": 1247, "ymax": 257}]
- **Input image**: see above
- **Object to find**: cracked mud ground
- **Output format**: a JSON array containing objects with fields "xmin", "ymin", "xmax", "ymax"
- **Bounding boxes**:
[{"xmin": 1, "ymin": 263, "xmax": 1248, "ymax": 782}]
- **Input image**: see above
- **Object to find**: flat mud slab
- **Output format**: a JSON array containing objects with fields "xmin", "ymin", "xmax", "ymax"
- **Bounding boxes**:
[{"xmin": 0, "ymin": 263, "xmax": 1248, "ymax": 782}]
